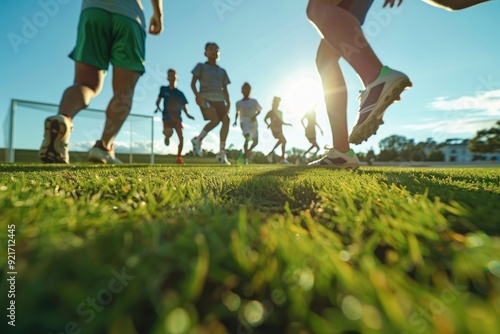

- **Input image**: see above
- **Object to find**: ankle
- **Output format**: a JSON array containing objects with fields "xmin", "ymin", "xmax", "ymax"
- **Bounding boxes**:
[{"xmin": 94, "ymin": 140, "xmax": 111, "ymax": 152}]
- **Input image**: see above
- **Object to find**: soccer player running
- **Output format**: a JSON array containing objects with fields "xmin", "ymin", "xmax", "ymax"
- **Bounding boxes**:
[
  {"xmin": 233, "ymin": 82, "xmax": 262, "ymax": 164},
  {"xmin": 305, "ymin": 0, "xmax": 492, "ymax": 170},
  {"xmin": 156, "ymin": 69, "xmax": 195, "ymax": 164},
  {"xmin": 301, "ymin": 109, "xmax": 324, "ymax": 162},
  {"xmin": 305, "ymin": 0, "xmax": 411, "ymax": 169},
  {"xmin": 190, "ymin": 42, "xmax": 232, "ymax": 164},
  {"xmin": 39, "ymin": 0, "xmax": 163, "ymax": 164},
  {"xmin": 264, "ymin": 97, "xmax": 292, "ymax": 164}
]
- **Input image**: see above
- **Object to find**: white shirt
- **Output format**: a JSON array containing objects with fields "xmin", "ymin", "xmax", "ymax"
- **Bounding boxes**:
[
  {"xmin": 236, "ymin": 98, "xmax": 262, "ymax": 121},
  {"xmin": 82, "ymin": 0, "xmax": 146, "ymax": 30}
]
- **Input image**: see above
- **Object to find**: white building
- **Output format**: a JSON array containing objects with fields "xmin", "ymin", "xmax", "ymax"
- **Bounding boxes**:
[{"xmin": 440, "ymin": 139, "xmax": 498, "ymax": 162}]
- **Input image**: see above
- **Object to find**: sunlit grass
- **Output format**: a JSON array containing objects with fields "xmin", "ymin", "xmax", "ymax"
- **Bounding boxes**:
[{"xmin": 0, "ymin": 165, "xmax": 499, "ymax": 333}]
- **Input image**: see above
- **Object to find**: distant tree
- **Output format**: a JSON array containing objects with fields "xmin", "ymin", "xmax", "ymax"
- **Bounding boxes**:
[
  {"xmin": 357, "ymin": 152, "xmax": 367, "ymax": 162},
  {"xmin": 379, "ymin": 135, "xmax": 415, "ymax": 152},
  {"xmin": 286, "ymin": 147, "xmax": 306, "ymax": 162},
  {"xmin": 251, "ymin": 151, "xmax": 267, "ymax": 164},
  {"xmin": 378, "ymin": 135, "xmax": 415, "ymax": 161},
  {"xmin": 427, "ymin": 150, "xmax": 444, "ymax": 161},
  {"xmin": 378, "ymin": 150, "xmax": 398, "ymax": 162},
  {"xmin": 468, "ymin": 121, "xmax": 500, "ymax": 153}
]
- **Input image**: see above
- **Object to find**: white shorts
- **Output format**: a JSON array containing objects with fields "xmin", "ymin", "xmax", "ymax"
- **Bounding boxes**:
[{"xmin": 240, "ymin": 119, "xmax": 258, "ymax": 140}]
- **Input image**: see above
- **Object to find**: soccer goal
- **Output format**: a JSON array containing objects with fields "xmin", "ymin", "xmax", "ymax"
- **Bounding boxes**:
[{"xmin": 4, "ymin": 99, "xmax": 155, "ymax": 163}]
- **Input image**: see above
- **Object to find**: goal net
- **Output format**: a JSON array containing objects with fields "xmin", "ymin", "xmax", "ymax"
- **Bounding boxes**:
[{"xmin": 4, "ymin": 99, "xmax": 155, "ymax": 163}]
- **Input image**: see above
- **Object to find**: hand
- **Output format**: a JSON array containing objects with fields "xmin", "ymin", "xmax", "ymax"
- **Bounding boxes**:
[
  {"xmin": 232, "ymin": 122, "xmax": 237, "ymax": 127},
  {"xmin": 195, "ymin": 95, "xmax": 204, "ymax": 107},
  {"xmin": 148, "ymin": 13, "xmax": 163, "ymax": 35},
  {"xmin": 383, "ymin": 0, "xmax": 403, "ymax": 7},
  {"xmin": 154, "ymin": 107, "xmax": 161, "ymax": 114}
]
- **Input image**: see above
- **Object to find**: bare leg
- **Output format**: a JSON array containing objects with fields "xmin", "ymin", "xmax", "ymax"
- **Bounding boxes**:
[
  {"xmin": 307, "ymin": 0, "xmax": 382, "ymax": 86},
  {"xmin": 163, "ymin": 124, "xmax": 173, "ymax": 140},
  {"xmin": 304, "ymin": 144, "xmax": 315, "ymax": 156},
  {"xmin": 316, "ymin": 40, "xmax": 350, "ymax": 152},
  {"xmin": 243, "ymin": 136, "xmax": 250, "ymax": 158},
  {"xmin": 174, "ymin": 127, "xmax": 183, "ymax": 157},
  {"xmin": 220, "ymin": 115, "xmax": 230, "ymax": 150},
  {"xmin": 280, "ymin": 138, "xmax": 287, "ymax": 159},
  {"xmin": 201, "ymin": 120, "xmax": 220, "ymax": 137},
  {"xmin": 59, "ymin": 62, "xmax": 105, "ymax": 117},
  {"xmin": 269, "ymin": 140, "xmax": 281, "ymax": 155},
  {"xmin": 313, "ymin": 144, "xmax": 320, "ymax": 156},
  {"xmin": 100, "ymin": 67, "xmax": 141, "ymax": 149},
  {"xmin": 248, "ymin": 139, "xmax": 258, "ymax": 152}
]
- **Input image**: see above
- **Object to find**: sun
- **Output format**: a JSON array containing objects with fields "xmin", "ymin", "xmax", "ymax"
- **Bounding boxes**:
[{"xmin": 280, "ymin": 71, "xmax": 324, "ymax": 117}]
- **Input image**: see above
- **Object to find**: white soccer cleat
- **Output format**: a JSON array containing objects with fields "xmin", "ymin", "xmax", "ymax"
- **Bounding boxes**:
[
  {"xmin": 308, "ymin": 147, "xmax": 360, "ymax": 170},
  {"xmin": 349, "ymin": 66, "xmax": 412, "ymax": 145},
  {"xmin": 215, "ymin": 151, "xmax": 231, "ymax": 165},
  {"xmin": 88, "ymin": 142, "xmax": 122, "ymax": 164},
  {"xmin": 280, "ymin": 158, "xmax": 290, "ymax": 164},
  {"xmin": 191, "ymin": 137, "xmax": 202, "ymax": 156},
  {"xmin": 39, "ymin": 115, "xmax": 73, "ymax": 164},
  {"xmin": 267, "ymin": 153, "xmax": 274, "ymax": 164}
]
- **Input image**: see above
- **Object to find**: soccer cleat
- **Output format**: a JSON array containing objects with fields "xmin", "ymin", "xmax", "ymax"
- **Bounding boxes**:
[
  {"xmin": 215, "ymin": 151, "xmax": 231, "ymax": 165},
  {"xmin": 243, "ymin": 158, "xmax": 249, "ymax": 165},
  {"xmin": 280, "ymin": 158, "xmax": 290, "ymax": 164},
  {"xmin": 349, "ymin": 66, "xmax": 412, "ymax": 145},
  {"xmin": 88, "ymin": 141, "xmax": 122, "ymax": 164},
  {"xmin": 308, "ymin": 147, "xmax": 360, "ymax": 170},
  {"xmin": 164, "ymin": 137, "xmax": 170, "ymax": 146},
  {"xmin": 267, "ymin": 152, "xmax": 274, "ymax": 164},
  {"xmin": 175, "ymin": 156, "xmax": 185, "ymax": 164},
  {"xmin": 191, "ymin": 137, "xmax": 202, "ymax": 156},
  {"xmin": 39, "ymin": 115, "xmax": 73, "ymax": 164}
]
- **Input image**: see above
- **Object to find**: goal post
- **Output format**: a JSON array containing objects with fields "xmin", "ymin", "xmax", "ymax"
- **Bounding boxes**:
[{"xmin": 5, "ymin": 99, "xmax": 155, "ymax": 163}]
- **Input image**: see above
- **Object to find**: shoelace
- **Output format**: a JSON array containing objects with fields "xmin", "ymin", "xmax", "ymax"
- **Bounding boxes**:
[{"xmin": 322, "ymin": 145, "xmax": 334, "ymax": 155}]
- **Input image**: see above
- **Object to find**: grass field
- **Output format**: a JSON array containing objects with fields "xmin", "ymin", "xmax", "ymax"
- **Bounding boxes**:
[{"xmin": 1, "ymin": 164, "xmax": 499, "ymax": 334}]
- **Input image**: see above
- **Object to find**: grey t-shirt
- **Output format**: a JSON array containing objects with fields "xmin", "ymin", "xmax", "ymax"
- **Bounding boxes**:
[
  {"xmin": 82, "ymin": 0, "xmax": 146, "ymax": 30},
  {"xmin": 192, "ymin": 62, "xmax": 231, "ymax": 102}
]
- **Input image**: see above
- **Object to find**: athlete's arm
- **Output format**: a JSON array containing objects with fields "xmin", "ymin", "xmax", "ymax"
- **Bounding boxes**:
[{"xmin": 149, "ymin": 0, "xmax": 163, "ymax": 35}]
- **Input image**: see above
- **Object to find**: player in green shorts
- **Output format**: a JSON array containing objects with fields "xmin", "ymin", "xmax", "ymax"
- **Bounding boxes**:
[{"xmin": 39, "ymin": 0, "xmax": 163, "ymax": 164}]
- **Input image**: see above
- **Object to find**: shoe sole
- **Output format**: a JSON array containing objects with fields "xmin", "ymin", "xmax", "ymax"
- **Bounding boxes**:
[
  {"xmin": 349, "ymin": 77, "xmax": 412, "ymax": 145},
  {"xmin": 39, "ymin": 118, "xmax": 68, "ymax": 163}
]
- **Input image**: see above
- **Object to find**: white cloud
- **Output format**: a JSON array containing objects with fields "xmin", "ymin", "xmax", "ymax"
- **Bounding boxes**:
[{"xmin": 428, "ymin": 89, "xmax": 500, "ymax": 117}]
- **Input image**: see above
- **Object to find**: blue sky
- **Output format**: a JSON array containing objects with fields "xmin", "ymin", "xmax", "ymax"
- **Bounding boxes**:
[{"xmin": 1, "ymin": 0, "xmax": 500, "ymax": 157}]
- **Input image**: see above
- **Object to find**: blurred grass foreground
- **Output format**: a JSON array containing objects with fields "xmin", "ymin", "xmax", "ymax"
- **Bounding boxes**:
[{"xmin": 0, "ymin": 164, "xmax": 499, "ymax": 334}]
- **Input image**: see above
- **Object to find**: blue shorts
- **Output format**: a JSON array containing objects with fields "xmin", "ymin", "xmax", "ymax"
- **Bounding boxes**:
[{"xmin": 338, "ymin": 0, "xmax": 374, "ymax": 25}]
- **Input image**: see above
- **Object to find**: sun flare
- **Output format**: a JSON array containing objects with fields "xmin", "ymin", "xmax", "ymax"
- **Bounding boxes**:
[{"xmin": 279, "ymin": 72, "xmax": 324, "ymax": 117}]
